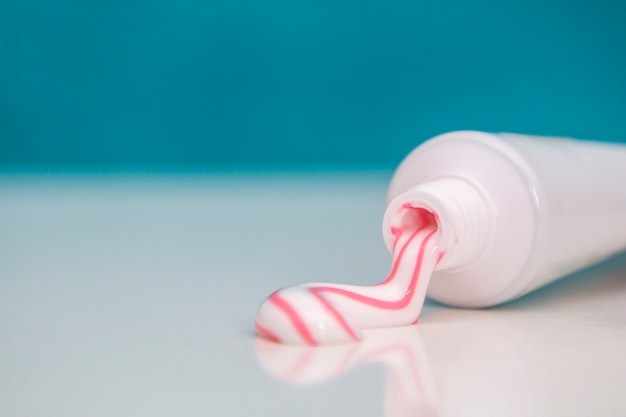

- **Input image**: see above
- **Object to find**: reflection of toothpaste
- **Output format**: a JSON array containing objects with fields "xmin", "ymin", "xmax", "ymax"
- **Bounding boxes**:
[
  {"xmin": 255, "ymin": 131, "xmax": 626, "ymax": 345},
  {"xmin": 255, "ymin": 326, "xmax": 440, "ymax": 417},
  {"xmin": 384, "ymin": 131, "xmax": 626, "ymax": 307}
]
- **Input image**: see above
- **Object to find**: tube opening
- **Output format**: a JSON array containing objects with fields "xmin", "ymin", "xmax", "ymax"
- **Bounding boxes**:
[{"xmin": 397, "ymin": 204, "xmax": 437, "ymax": 233}]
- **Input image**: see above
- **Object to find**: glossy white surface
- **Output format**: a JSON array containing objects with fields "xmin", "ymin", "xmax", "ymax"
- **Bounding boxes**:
[{"xmin": 1, "ymin": 173, "xmax": 625, "ymax": 417}]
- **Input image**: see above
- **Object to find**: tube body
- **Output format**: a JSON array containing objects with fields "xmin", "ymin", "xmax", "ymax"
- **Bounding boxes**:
[{"xmin": 383, "ymin": 131, "xmax": 626, "ymax": 307}]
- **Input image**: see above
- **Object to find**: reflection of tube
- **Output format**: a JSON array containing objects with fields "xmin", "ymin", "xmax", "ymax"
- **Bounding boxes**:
[
  {"xmin": 255, "ymin": 326, "xmax": 440, "ymax": 417},
  {"xmin": 419, "ymin": 311, "xmax": 546, "ymax": 416},
  {"xmin": 383, "ymin": 131, "xmax": 626, "ymax": 307}
]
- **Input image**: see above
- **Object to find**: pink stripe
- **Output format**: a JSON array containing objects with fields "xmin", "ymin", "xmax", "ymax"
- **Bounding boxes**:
[
  {"xmin": 309, "ymin": 288, "xmax": 360, "ymax": 342},
  {"xmin": 436, "ymin": 251, "xmax": 446, "ymax": 264},
  {"xmin": 391, "ymin": 226, "xmax": 402, "ymax": 249},
  {"xmin": 255, "ymin": 321, "xmax": 282, "ymax": 343},
  {"xmin": 378, "ymin": 228, "xmax": 422, "ymax": 286},
  {"xmin": 269, "ymin": 292, "xmax": 318, "ymax": 346},
  {"xmin": 283, "ymin": 347, "xmax": 316, "ymax": 380}
]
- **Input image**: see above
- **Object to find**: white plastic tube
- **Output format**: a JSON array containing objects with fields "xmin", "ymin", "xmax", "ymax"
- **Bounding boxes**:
[{"xmin": 382, "ymin": 131, "xmax": 626, "ymax": 308}]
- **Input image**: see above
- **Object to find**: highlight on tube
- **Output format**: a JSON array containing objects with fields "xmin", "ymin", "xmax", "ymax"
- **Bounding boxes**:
[{"xmin": 255, "ymin": 131, "xmax": 626, "ymax": 346}]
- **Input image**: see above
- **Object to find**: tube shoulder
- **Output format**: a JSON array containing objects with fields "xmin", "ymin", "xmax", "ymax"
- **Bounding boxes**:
[{"xmin": 385, "ymin": 131, "xmax": 544, "ymax": 307}]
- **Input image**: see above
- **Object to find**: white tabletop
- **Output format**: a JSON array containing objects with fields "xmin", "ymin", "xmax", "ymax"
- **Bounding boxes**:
[{"xmin": 1, "ymin": 172, "xmax": 625, "ymax": 417}]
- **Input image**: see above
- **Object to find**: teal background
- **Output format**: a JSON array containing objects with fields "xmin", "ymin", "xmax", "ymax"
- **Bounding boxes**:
[{"xmin": 1, "ymin": 0, "xmax": 625, "ymax": 170}]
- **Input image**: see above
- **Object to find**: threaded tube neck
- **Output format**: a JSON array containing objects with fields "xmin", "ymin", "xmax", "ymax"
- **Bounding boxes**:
[{"xmin": 382, "ymin": 177, "xmax": 494, "ymax": 270}]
